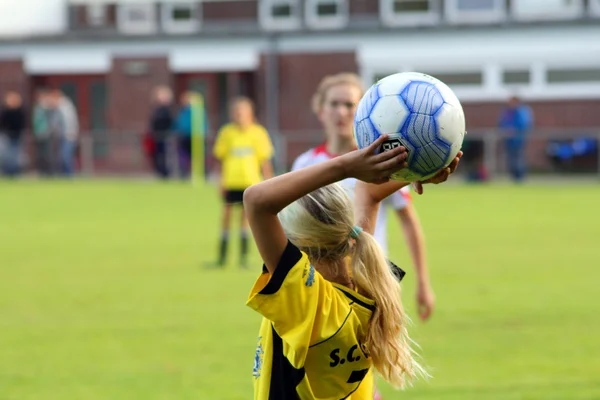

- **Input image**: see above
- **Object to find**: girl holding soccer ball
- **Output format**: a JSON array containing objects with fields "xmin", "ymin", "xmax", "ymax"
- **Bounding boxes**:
[
  {"xmin": 244, "ymin": 134, "xmax": 461, "ymax": 399},
  {"xmin": 292, "ymin": 73, "xmax": 436, "ymax": 324}
]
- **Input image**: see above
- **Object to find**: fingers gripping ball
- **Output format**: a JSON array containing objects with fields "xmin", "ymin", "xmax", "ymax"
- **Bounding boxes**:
[{"xmin": 354, "ymin": 72, "xmax": 466, "ymax": 182}]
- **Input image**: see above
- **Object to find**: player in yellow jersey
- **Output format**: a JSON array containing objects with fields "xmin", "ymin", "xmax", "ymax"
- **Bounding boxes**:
[
  {"xmin": 243, "ymin": 133, "xmax": 462, "ymax": 399},
  {"xmin": 212, "ymin": 97, "xmax": 274, "ymax": 268}
]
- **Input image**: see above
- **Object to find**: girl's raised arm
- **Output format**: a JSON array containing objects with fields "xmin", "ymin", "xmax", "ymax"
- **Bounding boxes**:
[{"xmin": 243, "ymin": 134, "xmax": 408, "ymax": 273}]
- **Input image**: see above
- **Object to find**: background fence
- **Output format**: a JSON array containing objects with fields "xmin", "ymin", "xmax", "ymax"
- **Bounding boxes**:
[
  {"xmin": 271, "ymin": 128, "xmax": 600, "ymax": 179},
  {"xmin": 4, "ymin": 128, "xmax": 600, "ymax": 180}
]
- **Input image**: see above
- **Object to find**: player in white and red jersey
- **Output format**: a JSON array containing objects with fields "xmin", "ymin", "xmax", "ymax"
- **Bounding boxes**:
[
  {"xmin": 292, "ymin": 73, "xmax": 435, "ymax": 400},
  {"xmin": 292, "ymin": 72, "xmax": 434, "ymax": 320},
  {"xmin": 293, "ymin": 144, "xmax": 412, "ymax": 255}
]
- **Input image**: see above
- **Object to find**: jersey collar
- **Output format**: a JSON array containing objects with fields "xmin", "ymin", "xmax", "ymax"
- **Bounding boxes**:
[{"xmin": 314, "ymin": 143, "xmax": 358, "ymax": 159}]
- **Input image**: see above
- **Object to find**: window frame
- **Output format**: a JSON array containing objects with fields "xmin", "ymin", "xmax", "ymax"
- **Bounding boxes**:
[
  {"xmin": 510, "ymin": 0, "xmax": 584, "ymax": 21},
  {"xmin": 259, "ymin": 0, "xmax": 302, "ymax": 31},
  {"xmin": 116, "ymin": 3, "xmax": 157, "ymax": 35},
  {"xmin": 161, "ymin": 1, "xmax": 201, "ymax": 34},
  {"xmin": 502, "ymin": 68, "xmax": 532, "ymax": 87},
  {"xmin": 379, "ymin": 0, "xmax": 441, "ymax": 27},
  {"xmin": 546, "ymin": 67, "xmax": 600, "ymax": 84},
  {"xmin": 86, "ymin": 3, "xmax": 108, "ymax": 27},
  {"xmin": 305, "ymin": 0, "xmax": 349, "ymax": 30},
  {"xmin": 444, "ymin": 0, "xmax": 506, "ymax": 25}
]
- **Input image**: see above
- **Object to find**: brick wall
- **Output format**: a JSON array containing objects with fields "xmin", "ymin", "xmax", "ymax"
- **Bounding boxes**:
[
  {"xmin": 107, "ymin": 57, "xmax": 172, "ymax": 132},
  {"xmin": 349, "ymin": 0, "xmax": 379, "ymax": 15},
  {"xmin": 463, "ymin": 99, "xmax": 600, "ymax": 172},
  {"xmin": 463, "ymin": 100, "xmax": 600, "ymax": 129},
  {"xmin": 267, "ymin": 52, "xmax": 358, "ymax": 166},
  {"xmin": 0, "ymin": 59, "xmax": 29, "ymax": 105},
  {"xmin": 203, "ymin": 0, "xmax": 257, "ymax": 20}
]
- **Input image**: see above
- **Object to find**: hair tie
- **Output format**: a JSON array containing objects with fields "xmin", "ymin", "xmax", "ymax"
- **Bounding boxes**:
[{"xmin": 349, "ymin": 226, "xmax": 363, "ymax": 239}]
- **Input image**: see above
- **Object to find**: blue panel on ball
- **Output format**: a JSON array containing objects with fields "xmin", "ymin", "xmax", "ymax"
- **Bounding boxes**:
[
  {"xmin": 355, "ymin": 118, "xmax": 380, "ymax": 149},
  {"xmin": 400, "ymin": 81, "xmax": 444, "ymax": 116},
  {"xmin": 399, "ymin": 112, "xmax": 439, "ymax": 150},
  {"xmin": 354, "ymin": 84, "xmax": 383, "ymax": 150},
  {"xmin": 354, "ymin": 83, "xmax": 381, "ymax": 123},
  {"xmin": 411, "ymin": 140, "xmax": 453, "ymax": 176}
]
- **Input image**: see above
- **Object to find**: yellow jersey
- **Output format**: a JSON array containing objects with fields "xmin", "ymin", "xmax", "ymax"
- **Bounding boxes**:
[
  {"xmin": 247, "ymin": 241, "xmax": 376, "ymax": 399},
  {"xmin": 213, "ymin": 122, "xmax": 274, "ymax": 190}
]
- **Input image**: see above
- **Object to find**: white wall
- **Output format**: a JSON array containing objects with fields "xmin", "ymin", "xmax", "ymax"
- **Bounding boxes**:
[
  {"xmin": 353, "ymin": 25, "xmax": 600, "ymax": 102},
  {"xmin": 0, "ymin": 0, "xmax": 67, "ymax": 38}
]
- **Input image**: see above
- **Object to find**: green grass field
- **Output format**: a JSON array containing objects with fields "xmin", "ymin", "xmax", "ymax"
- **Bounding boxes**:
[{"xmin": 1, "ymin": 180, "xmax": 599, "ymax": 400}]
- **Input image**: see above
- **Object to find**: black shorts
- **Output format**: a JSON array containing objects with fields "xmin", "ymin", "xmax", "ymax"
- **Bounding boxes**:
[{"xmin": 224, "ymin": 189, "xmax": 245, "ymax": 204}]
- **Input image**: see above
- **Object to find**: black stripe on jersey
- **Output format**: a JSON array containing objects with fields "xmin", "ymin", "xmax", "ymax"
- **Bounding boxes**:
[
  {"xmin": 260, "ymin": 241, "xmax": 303, "ymax": 295},
  {"xmin": 339, "ymin": 371, "xmax": 370, "ymax": 400},
  {"xmin": 269, "ymin": 325, "xmax": 305, "ymax": 400},
  {"xmin": 347, "ymin": 368, "xmax": 369, "ymax": 383},
  {"xmin": 334, "ymin": 288, "xmax": 376, "ymax": 312}
]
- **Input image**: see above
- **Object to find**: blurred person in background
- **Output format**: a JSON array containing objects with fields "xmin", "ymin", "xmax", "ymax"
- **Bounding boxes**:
[
  {"xmin": 173, "ymin": 91, "xmax": 193, "ymax": 178},
  {"xmin": 0, "ymin": 91, "xmax": 27, "ymax": 177},
  {"xmin": 32, "ymin": 88, "xmax": 64, "ymax": 176},
  {"xmin": 291, "ymin": 73, "xmax": 435, "ymax": 400},
  {"xmin": 498, "ymin": 96, "xmax": 534, "ymax": 182},
  {"xmin": 52, "ymin": 89, "xmax": 79, "ymax": 177},
  {"xmin": 210, "ymin": 97, "xmax": 274, "ymax": 269},
  {"xmin": 149, "ymin": 85, "xmax": 174, "ymax": 179}
]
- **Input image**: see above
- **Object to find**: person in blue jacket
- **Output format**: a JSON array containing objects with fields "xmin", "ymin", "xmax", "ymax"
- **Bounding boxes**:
[
  {"xmin": 173, "ymin": 92, "xmax": 193, "ymax": 178},
  {"xmin": 498, "ymin": 96, "xmax": 534, "ymax": 182}
]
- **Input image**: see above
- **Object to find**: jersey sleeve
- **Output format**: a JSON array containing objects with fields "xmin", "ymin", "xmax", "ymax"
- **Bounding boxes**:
[
  {"xmin": 291, "ymin": 150, "xmax": 313, "ymax": 171},
  {"xmin": 212, "ymin": 127, "xmax": 229, "ymax": 160},
  {"xmin": 246, "ymin": 241, "xmax": 342, "ymax": 366},
  {"xmin": 388, "ymin": 187, "xmax": 412, "ymax": 211},
  {"xmin": 254, "ymin": 126, "xmax": 274, "ymax": 162}
]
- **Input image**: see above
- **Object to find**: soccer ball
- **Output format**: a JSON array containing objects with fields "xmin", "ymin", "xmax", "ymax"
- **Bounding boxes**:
[{"xmin": 354, "ymin": 72, "xmax": 466, "ymax": 182}]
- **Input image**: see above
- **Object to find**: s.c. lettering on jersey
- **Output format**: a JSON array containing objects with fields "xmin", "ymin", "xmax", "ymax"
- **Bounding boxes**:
[{"xmin": 329, "ymin": 342, "xmax": 369, "ymax": 367}]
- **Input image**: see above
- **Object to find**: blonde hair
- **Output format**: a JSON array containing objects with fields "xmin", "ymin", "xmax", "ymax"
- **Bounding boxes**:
[
  {"xmin": 311, "ymin": 73, "xmax": 365, "ymax": 115},
  {"xmin": 278, "ymin": 183, "xmax": 428, "ymax": 389}
]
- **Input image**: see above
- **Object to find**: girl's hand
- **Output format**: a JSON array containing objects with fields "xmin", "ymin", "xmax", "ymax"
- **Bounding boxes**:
[
  {"xmin": 412, "ymin": 151, "xmax": 463, "ymax": 195},
  {"xmin": 342, "ymin": 134, "xmax": 409, "ymax": 184}
]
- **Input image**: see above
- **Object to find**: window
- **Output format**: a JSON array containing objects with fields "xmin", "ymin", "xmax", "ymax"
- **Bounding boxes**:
[
  {"xmin": 375, "ymin": 71, "xmax": 483, "ymax": 86},
  {"xmin": 414, "ymin": 71, "xmax": 482, "ymax": 86},
  {"xmin": 161, "ymin": 2, "xmax": 200, "ymax": 34},
  {"xmin": 394, "ymin": 0, "xmax": 430, "ymax": 11},
  {"xmin": 318, "ymin": 2, "xmax": 338, "ymax": 15},
  {"xmin": 445, "ymin": 0, "xmax": 506, "ymax": 24},
  {"xmin": 117, "ymin": 3, "xmax": 157, "ymax": 34},
  {"xmin": 503, "ymin": 70, "xmax": 531, "ymax": 85},
  {"xmin": 273, "ymin": 4, "xmax": 293, "ymax": 16},
  {"xmin": 380, "ymin": 0, "xmax": 440, "ymax": 27},
  {"xmin": 259, "ymin": 0, "xmax": 301, "ymax": 30},
  {"xmin": 86, "ymin": 4, "xmax": 107, "ymax": 26},
  {"xmin": 511, "ymin": 0, "xmax": 584, "ymax": 21},
  {"xmin": 547, "ymin": 68, "xmax": 600, "ymax": 84},
  {"xmin": 305, "ymin": 0, "xmax": 349, "ymax": 29}
]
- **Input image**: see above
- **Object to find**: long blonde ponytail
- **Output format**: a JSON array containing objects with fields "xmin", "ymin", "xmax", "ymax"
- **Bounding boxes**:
[
  {"xmin": 350, "ymin": 230, "xmax": 429, "ymax": 388},
  {"xmin": 278, "ymin": 183, "xmax": 427, "ymax": 388}
]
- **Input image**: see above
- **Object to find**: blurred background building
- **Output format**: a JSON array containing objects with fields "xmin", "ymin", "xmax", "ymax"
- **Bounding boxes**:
[{"xmin": 0, "ymin": 0, "xmax": 599, "ymax": 177}]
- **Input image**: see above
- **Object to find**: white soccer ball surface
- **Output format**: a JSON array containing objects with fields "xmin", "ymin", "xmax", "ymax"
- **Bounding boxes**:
[{"xmin": 354, "ymin": 72, "xmax": 466, "ymax": 182}]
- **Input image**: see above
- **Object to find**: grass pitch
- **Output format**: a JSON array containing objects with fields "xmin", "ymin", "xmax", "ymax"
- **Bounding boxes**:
[{"xmin": 1, "ymin": 180, "xmax": 599, "ymax": 399}]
